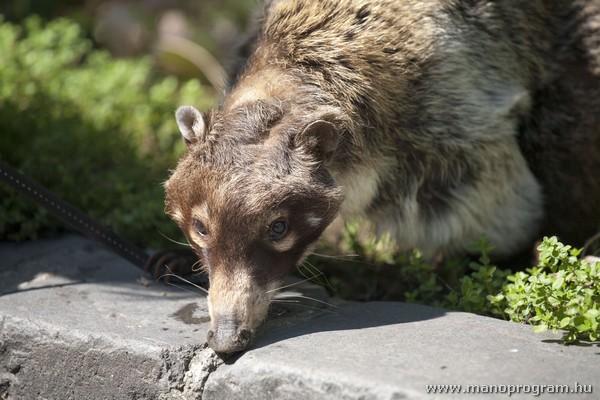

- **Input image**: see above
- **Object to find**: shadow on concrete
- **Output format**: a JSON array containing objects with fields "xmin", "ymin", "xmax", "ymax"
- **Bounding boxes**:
[
  {"xmin": 0, "ymin": 235, "xmax": 205, "ymax": 298},
  {"xmin": 246, "ymin": 301, "xmax": 447, "ymax": 357},
  {"xmin": 541, "ymin": 339, "xmax": 600, "ymax": 350}
]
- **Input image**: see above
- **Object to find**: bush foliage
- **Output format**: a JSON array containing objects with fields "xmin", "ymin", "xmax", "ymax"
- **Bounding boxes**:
[{"xmin": 0, "ymin": 17, "xmax": 212, "ymax": 247}]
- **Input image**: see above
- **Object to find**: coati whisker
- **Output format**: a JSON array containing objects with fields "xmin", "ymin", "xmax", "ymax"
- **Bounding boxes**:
[
  {"xmin": 190, "ymin": 258, "xmax": 204, "ymax": 272},
  {"xmin": 158, "ymin": 231, "xmax": 192, "ymax": 248},
  {"xmin": 274, "ymin": 294, "xmax": 339, "ymax": 310},
  {"xmin": 158, "ymin": 272, "xmax": 209, "ymax": 295},
  {"xmin": 308, "ymin": 252, "xmax": 380, "ymax": 268},
  {"xmin": 164, "ymin": 281, "xmax": 205, "ymax": 296},
  {"xmin": 309, "ymin": 252, "xmax": 360, "ymax": 259},
  {"xmin": 265, "ymin": 275, "xmax": 322, "ymax": 294},
  {"xmin": 296, "ymin": 263, "xmax": 323, "ymax": 287},
  {"xmin": 300, "ymin": 260, "xmax": 334, "ymax": 291}
]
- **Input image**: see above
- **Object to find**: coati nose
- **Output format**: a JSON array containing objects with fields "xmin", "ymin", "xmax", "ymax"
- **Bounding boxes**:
[{"xmin": 206, "ymin": 318, "xmax": 253, "ymax": 353}]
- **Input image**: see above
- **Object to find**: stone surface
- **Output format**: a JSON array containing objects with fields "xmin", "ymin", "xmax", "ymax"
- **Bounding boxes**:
[
  {"xmin": 206, "ymin": 304, "xmax": 599, "ymax": 399},
  {"xmin": 0, "ymin": 236, "xmax": 217, "ymax": 399},
  {"xmin": 1, "ymin": 236, "xmax": 599, "ymax": 400}
]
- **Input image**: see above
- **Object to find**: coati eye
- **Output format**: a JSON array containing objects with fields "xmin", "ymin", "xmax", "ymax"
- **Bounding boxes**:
[
  {"xmin": 193, "ymin": 219, "xmax": 208, "ymax": 236},
  {"xmin": 269, "ymin": 219, "xmax": 288, "ymax": 241}
]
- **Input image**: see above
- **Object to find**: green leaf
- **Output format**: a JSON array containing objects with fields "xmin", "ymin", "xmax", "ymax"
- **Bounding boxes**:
[{"xmin": 559, "ymin": 317, "xmax": 571, "ymax": 328}]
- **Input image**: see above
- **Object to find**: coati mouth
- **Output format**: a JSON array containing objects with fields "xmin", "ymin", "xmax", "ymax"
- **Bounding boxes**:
[{"xmin": 206, "ymin": 319, "xmax": 254, "ymax": 354}]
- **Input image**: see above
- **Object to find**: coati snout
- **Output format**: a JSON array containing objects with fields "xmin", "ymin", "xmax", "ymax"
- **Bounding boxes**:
[
  {"xmin": 164, "ymin": 103, "xmax": 343, "ymax": 353},
  {"xmin": 165, "ymin": 0, "xmax": 600, "ymax": 353}
]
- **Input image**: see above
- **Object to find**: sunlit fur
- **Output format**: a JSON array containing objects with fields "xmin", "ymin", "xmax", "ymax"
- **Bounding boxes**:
[{"xmin": 166, "ymin": 0, "xmax": 600, "ymax": 352}]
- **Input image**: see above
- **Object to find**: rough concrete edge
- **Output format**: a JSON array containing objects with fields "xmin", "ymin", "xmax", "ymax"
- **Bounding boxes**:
[
  {"xmin": 201, "ymin": 360, "xmax": 420, "ymax": 400},
  {"xmin": 0, "ymin": 314, "xmax": 225, "ymax": 400},
  {"xmin": 160, "ymin": 344, "xmax": 224, "ymax": 399}
]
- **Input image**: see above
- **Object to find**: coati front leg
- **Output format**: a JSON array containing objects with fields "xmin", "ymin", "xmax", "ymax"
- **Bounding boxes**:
[{"xmin": 145, "ymin": 248, "xmax": 204, "ymax": 283}]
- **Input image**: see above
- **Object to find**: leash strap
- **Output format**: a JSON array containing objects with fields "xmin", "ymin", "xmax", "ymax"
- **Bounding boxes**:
[{"xmin": 0, "ymin": 159, "xmax": 149, "ymax": 269}]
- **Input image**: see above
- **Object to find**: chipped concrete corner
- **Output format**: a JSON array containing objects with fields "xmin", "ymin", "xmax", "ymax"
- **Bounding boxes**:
[{"xmin": 160, "ymin": 345, "xmax": 224, "ymax": 399}]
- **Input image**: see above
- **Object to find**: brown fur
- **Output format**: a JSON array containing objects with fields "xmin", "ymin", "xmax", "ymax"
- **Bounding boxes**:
[{"xmin": 165, "ymin": 0, "xmax": 600, "ymax": 352}]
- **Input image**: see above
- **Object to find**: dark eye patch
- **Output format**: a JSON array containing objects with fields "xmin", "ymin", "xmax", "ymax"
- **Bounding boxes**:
[{"xmin": 193, "ymin": 219, "xmax": 208, "ymax": 236}]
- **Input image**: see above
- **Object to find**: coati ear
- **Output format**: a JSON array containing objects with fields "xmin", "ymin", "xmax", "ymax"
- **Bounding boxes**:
[
  {"xmin": 175, "ymin": 106, "xmax": 206, "ymax": 145},
  {"xmin": 294, "ymin": 114, "xmax": 342, "ymax": 161}
]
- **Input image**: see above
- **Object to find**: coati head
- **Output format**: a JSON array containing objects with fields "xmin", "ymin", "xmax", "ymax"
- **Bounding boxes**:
[{"xmin": 164, "ymin": 100, "xmax": 343, "ymax": 353}]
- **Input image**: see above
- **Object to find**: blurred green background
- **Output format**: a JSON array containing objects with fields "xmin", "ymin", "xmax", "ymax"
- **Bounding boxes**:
[{"xmin": 0, "ymin": 0, "xmax": 255, "ymax": 247}]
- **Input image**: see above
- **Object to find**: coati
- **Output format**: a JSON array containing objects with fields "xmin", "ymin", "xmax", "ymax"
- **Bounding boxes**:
[{"xmin": 163, "ymin": 0, "xmax": 600, "ymax": 353}]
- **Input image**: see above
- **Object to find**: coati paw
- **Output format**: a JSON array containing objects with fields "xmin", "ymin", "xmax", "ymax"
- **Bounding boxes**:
[{"xmin": 145, "ymin": 248, "xmax": 205, "ymax": 283}]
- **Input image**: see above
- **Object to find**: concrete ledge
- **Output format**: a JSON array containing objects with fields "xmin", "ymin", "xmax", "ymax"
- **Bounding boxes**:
[
  {"xmin": 0, "ymin": 237, "xmax": 598, "ymax": 399},
  {"xmin": 207, "ymin": 304, "xmax": 599, "ymax": 399}
]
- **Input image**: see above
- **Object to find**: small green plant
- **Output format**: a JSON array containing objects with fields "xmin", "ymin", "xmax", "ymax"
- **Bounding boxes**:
[
  {"xmin": 0, "ymin": 17, "xmax": 213, "ymax": 247},
  {"xmin": 491, "ymin": 237, "xmax": 600, "ymax": 343}
]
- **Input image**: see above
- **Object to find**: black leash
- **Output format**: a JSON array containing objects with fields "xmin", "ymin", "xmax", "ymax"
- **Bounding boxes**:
[
  {"xmin": 0, "ymin": 159, "xmax": 149, "ymax": 269},
  {"xmin": 0, "ymin": 159, "xmax": 209, "ymax": 287}
]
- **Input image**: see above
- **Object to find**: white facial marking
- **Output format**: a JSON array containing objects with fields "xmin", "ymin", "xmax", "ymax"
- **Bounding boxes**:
[
  {"xmin": 271, "ymin": 232, "xmax": 297, "ymax": 252},
  {"xmin": 305, "ymin": 213, "xmax": 322, "ymax": 228}
]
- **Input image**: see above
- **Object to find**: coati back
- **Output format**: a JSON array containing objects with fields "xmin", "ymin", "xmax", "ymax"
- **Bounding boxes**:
[{"xmin": 165, "ymin": 0, "xmax": 600, "ymax": 353}]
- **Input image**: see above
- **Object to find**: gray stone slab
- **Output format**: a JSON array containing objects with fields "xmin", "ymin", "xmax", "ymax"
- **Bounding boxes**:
[
  {"xmin": 205, "ymin": 304, "xmax": 599, "ymax": 399},
  {"xmin": 1, "ymin": 236, "xmax": 598, "ymax": 400}
]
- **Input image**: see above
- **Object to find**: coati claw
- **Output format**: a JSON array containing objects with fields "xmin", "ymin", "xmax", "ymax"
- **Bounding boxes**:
[{"xmin": 144, "ymin": 248, "xmax": 207, "ymax": 285}]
